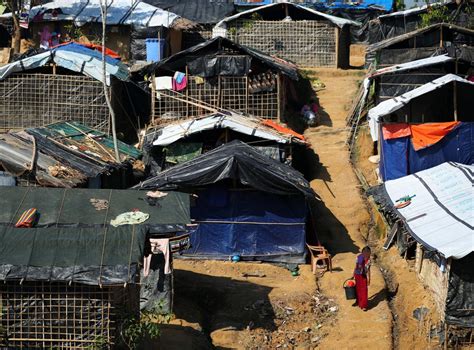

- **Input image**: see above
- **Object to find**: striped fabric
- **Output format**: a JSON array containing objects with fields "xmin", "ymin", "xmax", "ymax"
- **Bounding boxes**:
[{"xmin": 15, "ymin": 208, "xmax": 38, "ymax": 228}]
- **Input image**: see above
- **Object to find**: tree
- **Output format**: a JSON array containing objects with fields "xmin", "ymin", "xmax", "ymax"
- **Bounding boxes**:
[
  {"xmin": 98, "ymin": 0, "xmax": 120, "ymax": 162},
  {"xmin": 1, "ymin": 0, "xmax": 21, "ymax": 53}
]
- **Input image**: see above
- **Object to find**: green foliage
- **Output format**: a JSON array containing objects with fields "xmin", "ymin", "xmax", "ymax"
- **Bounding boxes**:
[
  {"xmin": 394, "ymin": 0, "xmax": 405, "ymax": 11},
  {"xmin": 121, "ymin": 314, "xmax": 161, "ymax": 350},
  {"xmin": 419, "ymin": 4, "xmax": 451, "ymax": 28}
]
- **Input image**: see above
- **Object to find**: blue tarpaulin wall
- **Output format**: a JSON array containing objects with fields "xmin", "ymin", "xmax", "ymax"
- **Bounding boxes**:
[
  {"xmin": 380, "ymin": 122, "xmax": 473, "ymax": 181},
  {"xmin": 183, "ymin": 185, "xmax": 307, "ymax": 263}
]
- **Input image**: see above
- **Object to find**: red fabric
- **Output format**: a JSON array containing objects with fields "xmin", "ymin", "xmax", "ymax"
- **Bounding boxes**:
[
  {"xmin": 355, "ymin": 274, "xmax": 368, "ymax": 309},
  {"xmin": 262, "ymin": 120, "xmax": 305, "ymax": 141},
  {"xmin": 410, "ymin": 122, "xmax": 460, "ymax": 151},
  {"xmin": 382, "ymin": 123, "xmax": 411, "ymax": 140},
  {"xmin": 51, "ymin": 42, "xmax": 122, "ymax": 59}
]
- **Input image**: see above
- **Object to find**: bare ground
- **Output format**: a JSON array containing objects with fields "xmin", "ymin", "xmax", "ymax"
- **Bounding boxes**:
[{"xmin": 303, "ymin": 67, "xmax": 393, "ymax": 350}]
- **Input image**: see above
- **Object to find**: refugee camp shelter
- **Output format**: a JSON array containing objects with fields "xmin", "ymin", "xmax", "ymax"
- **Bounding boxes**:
[
  {"xmin": 367, "ymin": 74, "xmax": 474, "ymax": 181},
  {"xmin": 142, "ymin": 112, "xmax": 306, "ymax": 174},
  {"xmin": 367, "ymin": 1, "xmax": 468, "ymax": 44},
  {"xmin": 136, "ymin": 36, "xmax": 299, "ymax": 123},
  {"xmin": 366, "ymin": 23, "xmax": 474, "ymax": 68},
  {"xmin": 134, "ymin": 140, "xmax": 318, "ymax": 263},
  {"xmin": 0, "ymin": 43, "xmax": 129, "ymax": 133},
  {"xmin": 368, "ymin": 54, "xmax": 473, "ymax": 104},
  {"xmin": 0, "ymin": 0, "xmax": 190, "ymax": 61},
  {"xmin": 146, "ymin": 0, "xmax": 236, "ymax": 49},
  {"xmin": 375, "ymin": 162, "xmax": 474, "ymax": 343},
  {"xmin": 213, "ymin": 2, "xmax": 357, "ymax": 67},
  {"xmin": 0, "ymin": 121, "xmax": 142, "ymax": 188},
  {"xmin": 0, "ymin": 187, "xmax": 190, "ymax": 349}
]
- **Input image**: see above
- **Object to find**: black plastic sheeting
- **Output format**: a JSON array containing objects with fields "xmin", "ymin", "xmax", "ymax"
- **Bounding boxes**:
[
  {"xmin": 0, "ymin": 187, "xmax": 190, "ymax": 234},
  {"xmin": 446, "ymin": 253, "xmax": 474, "ymax": 327},
  {"xmin": 188, "ymin": 54, "xmax": 251, "ymax": 77},
  {"xmin": 145, "ymin": 0, "xmax": 235, "ymax": 24},
  {"xmin": 130, "ymin": 26, "xmax": 162, "ymax": 62},
  {"xmin": 137, "ymin": 37, "xmax": 299, "ymax": 80},
  {"xmin": 140, "ymin": 254, "xmax": 172, "ymax": 314},
  {"xmin": 134, "ymin": 140, "xmax": 317, "ymax": 201},
  {"xmin": 367, "ymin": 2, "xmax": 466, "ymax": 44},
  {"xmin": 0, "ymin": 226, "xmax": 146, "ymax": 285},
  {"xmin": 326, "ymin": 8, "xmax": 386, "ymax": 44}
]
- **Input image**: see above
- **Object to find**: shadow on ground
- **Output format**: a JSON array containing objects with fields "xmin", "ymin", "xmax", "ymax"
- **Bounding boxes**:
[{"xmin": 173, "ymin": 270, "xmax": 276, "ymax": 335}]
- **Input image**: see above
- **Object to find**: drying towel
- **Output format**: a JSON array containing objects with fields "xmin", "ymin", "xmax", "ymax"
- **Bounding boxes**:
[
  {"xmin": 15, "ymin": 208, "xmax": 37, "ymax": 228},
  {"xmin": 173, "ymin": 71, "xmax": 186, "ymax": 84},
  {"xmin": 110, "ymin": 211, "xmax": 149, "ymax": 227},
  {"xmin": 173, "ymin": 75, "xmax": 187, "ymax": 91},
  {"xmin": 150, "ymin": 238, "xmax": 171, "ymax": 274},
  {"xmin": 154, "ymin": 76, "xmax": 173, "ymax": 90}
]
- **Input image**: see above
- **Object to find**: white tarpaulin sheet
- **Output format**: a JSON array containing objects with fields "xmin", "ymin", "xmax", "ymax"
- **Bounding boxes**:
[
  {"xmin": 369, "ymin": 54, "xmax": 454, "ymax": 78},
  {"xmin": 367, "ymin": 74, "xmax": 474, "ymax": 141},
  {"xmin": 0, "ymin": 0, "xmax": 179, "ymax": 28},
  {"xmin": 0, "ymin": 45, "xmax": 128, "ymax": 86},
  {"xmin": 384, "ymin": 162, "xmax": 473, "ymax": 259},
  {"xmin": 151, "ymin": 113, "xmax": 305, "ymax": 146}
]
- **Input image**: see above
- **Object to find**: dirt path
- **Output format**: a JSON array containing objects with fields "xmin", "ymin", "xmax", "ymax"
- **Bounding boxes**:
[{"xmin": 304, "ymin": 68, "xmax": 393, "ymax": 349}]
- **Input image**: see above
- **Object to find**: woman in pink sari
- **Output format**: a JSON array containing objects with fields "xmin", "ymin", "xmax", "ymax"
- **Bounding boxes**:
[{"xmin": 353, "ymin": 246, "xmax": 371, "ymax": 311}]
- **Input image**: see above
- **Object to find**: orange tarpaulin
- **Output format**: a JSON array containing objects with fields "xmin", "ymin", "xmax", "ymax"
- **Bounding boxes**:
[
  {"xmin": 410, "ymin": 122, "xmax": 460, "ymax": 151},
  {"xmin": 382, "ymin": 123, "xmax": 412, "ymax": 140},
  {"xmin": 262, "ymin": 119, "xmax": 305, "ymax": 141}
]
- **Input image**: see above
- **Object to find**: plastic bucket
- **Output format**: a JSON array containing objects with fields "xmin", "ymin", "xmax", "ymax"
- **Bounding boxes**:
[
  {"xmin": 145, "ymin": 38, "xmax": 165, "ymax": 62},
  {"xmin": 343, "ymin": 278, "xmax": 356, "ymax": 300}
]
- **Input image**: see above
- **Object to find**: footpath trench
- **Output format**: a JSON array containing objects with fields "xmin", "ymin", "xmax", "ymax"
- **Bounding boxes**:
[{"xmin": 303, "ymin": 68, "xmax": 394, "ymax": 350}]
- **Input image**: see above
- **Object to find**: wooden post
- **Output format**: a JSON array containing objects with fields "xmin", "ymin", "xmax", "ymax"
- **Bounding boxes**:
[
  {"xmin": 217, "ymin": 75, "xmax": 221, "ymax": 109},
  {"xmin": 453, "ymin": 81, "xmax": 458, "ymax": 121},
  {"xmin": 277, "ymin": 74, "xmax": 281, "ymax": 121},
  {"xmin": 285, "ymin": 3, "xmax": 289, "ymax": 17},
  {"xmin": 335, "ymin": 27, "xmax": 339, "ymax": 68},
  {"xmin": 151, "ymin": 72, "xmax": 156, "ymax": 125},
  {"xmin": 52, "ymin": 63, "xmax": 57, "ymax": 75},
  {"xmin": 245, "ymin": 76, "xmax": 249, "ymax": 115},
  {"xmin": 185, "ymin": 65, "xmax": 189, "ymax": 118},
  {"xmin": 440, "ymin": 26, "xmax": 443, "ymax": 48}
]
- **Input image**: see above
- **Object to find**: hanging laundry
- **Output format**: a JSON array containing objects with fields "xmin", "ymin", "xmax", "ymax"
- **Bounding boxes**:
[
  {"xmin": 154, "ymin": 76, "xmax": 173, "ymax": 90},
  {"xmin": 15, "ymin": 208, "xmax": 38, "ymax": 228},
  {"xmin": 172, "ymin": 71, "xmax": 187, "ymax": 91},
  {"xmin": 194, "ymin": 76, "xmax": 205, "ymax": 85},
  {"xmin": 151, "ymin": 238, "xmax": 171, "ymax": 274},
  {"xmin": 173, "ymin": 71, "xmax": 185, "ymax": 84},
  {"xmin": 110, "ymin": 211, "xmax": 149, "ymax": 227}
]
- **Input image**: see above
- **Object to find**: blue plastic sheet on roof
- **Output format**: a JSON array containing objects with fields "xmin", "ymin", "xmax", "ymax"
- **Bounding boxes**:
[
  {"xmin": 380, "ymin": 122, "xmax": 473, "ymax": 181},
  {"xmin": 183, "ymin": 185, "xmax": 307, "ymax": 263},
  {"xmin": 54, "ymin": 43, "xmax": 121, "ymax": 66}
]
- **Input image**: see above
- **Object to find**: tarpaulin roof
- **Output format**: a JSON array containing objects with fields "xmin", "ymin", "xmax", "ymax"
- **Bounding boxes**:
[
  {"xmin": 0, "ymin": 122, "xmax": 142, "ymax": 187},
  {"xmin": 137, "ymin": 36, "xmax": 299, "ymax": 80},
  {"xmin": 378, "ymin": 2, "xmax": 450, "ymax": 18},
  {"xmin": 0, "ymin": 187, "xmax": 190, "ymax": 233},
  {"xmin": 368, "ymin": 74, "xmax": 474, "ymax": 141},
  {"xmin": 0, "ymin": 0, "xmax": 180, "ymax": 28},
  {"xmin": 367, "ymin": 23, "xmax": 474, "ymax": 53},
  {"xmin": 147, "ymin": 112, "xmax": 306, "ymax": 146},
  {"xmin": 213, "ymin": 1, "xmax": 359, "ymax": 37},
  {"xmin": 383, "ymin": 162, "xmax": 473, "ymax": 259},
  {"xmin": 0, "ymin": 225, "xmax": 147, "ymax": 285},
  {"xmin": 145, "ymin": 0, "xmax": 235, "ymax": 24},
  {"xmin": 134, "ymin": 140, "xmax": 318, "ymax": 201},
  {"xmin": 369, "ymin": 54, "xmax": 455, "ymax": 78},
  {"xmin": 0, "ymin": 42, "xmax": 129, "ymax": 85}
]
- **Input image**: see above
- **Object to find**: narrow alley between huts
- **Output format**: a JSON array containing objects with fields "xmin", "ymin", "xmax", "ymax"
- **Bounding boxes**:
[{"xmin": 0, "ymin": 1, "xmax": 472, "ymax": 349}]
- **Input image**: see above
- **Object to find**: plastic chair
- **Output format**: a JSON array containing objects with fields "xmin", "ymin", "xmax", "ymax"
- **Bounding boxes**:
[{"xmin": 307, "ymin": 244, "xmax": 332, "ymax": 274}]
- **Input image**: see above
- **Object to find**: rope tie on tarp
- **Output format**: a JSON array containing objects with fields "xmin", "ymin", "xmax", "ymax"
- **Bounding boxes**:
[{"xmin": 98, "ymin": 190, "xmax": 113, "ymax": 288}]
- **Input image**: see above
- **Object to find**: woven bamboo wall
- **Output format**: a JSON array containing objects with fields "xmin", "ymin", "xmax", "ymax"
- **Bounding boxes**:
[
  {"xmin": 153, "ymin": 75, "xmax": 280, "ymax": 124},
  {"xmin": 0, "ymin": 73, "xmax": 110, "ymax": 133},
  {"xmin": 228, "ymin": 20, "xmax": 337, "ymax": 67},
  {"xmin": 0, "ymin": 282, "xmax": 134, "ymax": 349}
]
